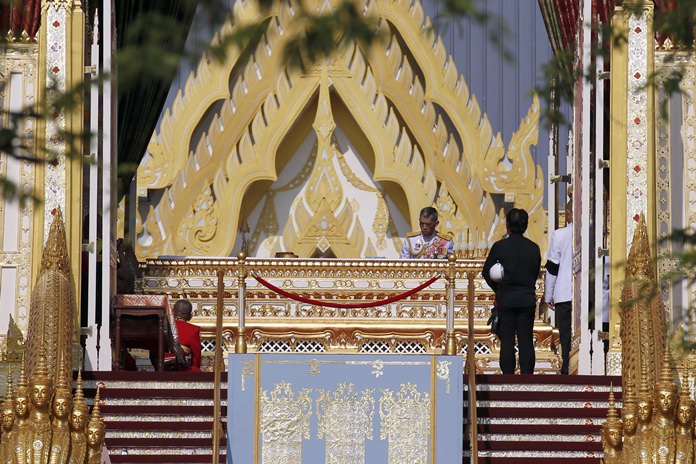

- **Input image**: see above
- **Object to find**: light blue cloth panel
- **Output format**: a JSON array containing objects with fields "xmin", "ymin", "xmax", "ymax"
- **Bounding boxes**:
[{"xmin": 228, "ymin": 353, "xmax": 463, "ymax": 464}]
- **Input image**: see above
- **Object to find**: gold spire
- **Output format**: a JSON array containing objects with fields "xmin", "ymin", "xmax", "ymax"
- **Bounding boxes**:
[
  {"xmin": 39, "ymin": 208, "xmax": 72, "ymax": 276},
  {"xmin": 25, "ymin": 207, "xmax": 74, "ymax": 383},
  {"xmin": 2, "ymin": 370, "xmax": 14, "ymax": 407},
  {"xmin": 17, "ymin": 355, "xmax": 28, "ymax": 392},
  {"xmin": 620, "ymin": 212, "xmax": 666, "ymax": 389},
  {"xmin": 88, "ymin": 385, "xmax": 104, "ymax": 429},
  {"xmin": 623, "ymin": 376, "xmax": 636, "ymax": 407},
  {"xmin": 656, "ymin": 348, "xmax": 676, "ymax": 392},
  {"xmin": 625, "ymin": 213, "xmax": 653, "ymax": 279},
  {"xmin": 606, "ymin": 384, "xmax": 621, "ymax": 425},
  {"xmin": 54, "ymin": 355, "xmax": 71, "ymax": 398},
  {"xmin": 678, "ymin": 372, "xmax": 694, "ymax": 408},
  {"xmin": 73, "ymin": 370, "xmax": 88, "ymax": 414},
  {"xmin": 637, "ymin": 360, "xmax": 652, "ymax": 403},
  {"xmin": 33, "ymin": 343, "xmax": 52, "ymax": 386}
]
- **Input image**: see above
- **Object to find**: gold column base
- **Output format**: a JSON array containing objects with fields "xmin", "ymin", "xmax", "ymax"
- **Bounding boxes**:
[
  {"xmin": 444, "ymin": 330, "xmax": 457, "ymax": 355},
  {"xmin": 235, "ymin": 328, "xmax": 247, "ymax": 354}
]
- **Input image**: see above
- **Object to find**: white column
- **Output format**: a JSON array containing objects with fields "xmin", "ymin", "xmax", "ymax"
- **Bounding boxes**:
[
  {"xmin": 84, "ymin": 11, "xmax": 100, "ymax": 371},
  {"xmin": 98, "ymin": 0, "xmax": 115, "ymax": 370},
  {"xmin": 578, "ymin": 0, "xmax": 593, "ymax": 374},
  {"xmin": 592, "ymin": 42, "xmax": 607, "ymax": 375}
]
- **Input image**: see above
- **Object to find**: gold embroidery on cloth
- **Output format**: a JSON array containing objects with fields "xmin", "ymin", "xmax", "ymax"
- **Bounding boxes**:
[
  {"xmin": 240, "ymin": 359, "xmax": 255, "ymax": 392},
  {"xmin": 259, "ymin": 382, "xmax": 312, "ymax": 464},
  {"xmin": 436, "ymin": 361, "xmax": 451, "ymax": 394},
  {"xmin": 380, "ymin": 383, "xmax": 431, "ymax": 464},
  {"xmin": 317, "ymin": 383, "xmax": 375, "ymax": 464}
]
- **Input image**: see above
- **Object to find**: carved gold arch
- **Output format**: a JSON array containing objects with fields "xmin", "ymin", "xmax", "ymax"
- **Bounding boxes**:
[{"xmin": 135, "ymin": 0, "xmax": 545, "ymax": 258}]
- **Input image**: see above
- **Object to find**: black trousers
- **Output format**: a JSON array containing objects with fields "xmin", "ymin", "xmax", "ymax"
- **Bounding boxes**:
[
  {"xmin": 554, "ymin": 301, "xmax": 572, "ymax": 375},
  {"xmin": 497, "ymin": 305, "xmax": 536, "ymax": 374}
]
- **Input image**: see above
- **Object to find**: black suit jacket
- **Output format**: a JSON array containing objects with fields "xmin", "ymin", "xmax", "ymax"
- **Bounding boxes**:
[{"xmin": 482, "ymin": 233, "xmax": 541, "ymax": 309}]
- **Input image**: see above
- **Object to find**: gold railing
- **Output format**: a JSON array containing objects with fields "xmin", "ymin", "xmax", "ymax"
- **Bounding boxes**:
[{"xmin": 142, "ymin": 256, "xmax": 557, "ymax": 370}]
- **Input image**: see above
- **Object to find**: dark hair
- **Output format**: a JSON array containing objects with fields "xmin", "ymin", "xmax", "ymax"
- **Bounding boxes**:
[
  {"xmin": 174, "ymin": 300, "xmax": 193, "ymax": 320},
  {"xmin": 506, "ymin": 208, "xmax": 528, "ymax": 234},
  {"xmin": 419, "ymin": 206, "xmax": 438, "ymax": 221}
]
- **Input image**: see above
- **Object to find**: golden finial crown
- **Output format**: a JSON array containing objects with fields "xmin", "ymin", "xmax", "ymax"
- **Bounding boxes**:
[
  {"xmin": 88, "ymin": 385, "xmax": 105, "ymax": 430},
  {"xmin": 73, "ymin": 369, "xmax": 88, "ymax": 414},
  {"xmin": 2, "ymin": 371, "xmax": 14, "ymax": 410},
  {"xmin": 40, "ymin": 207, "xmax": 72, "ymax": 276},
  {"xmin": 656, "ymin": 348, "xmax": 676, "ymax": 392},
  {"xmin": 32, "ymin": 342, "xmax": 53, "ymax": 386},
  {"xmin": 17, "ymin": 355, "xmax": 29, "ymax": 392},
  {"xmin": 606, "ymin": 384, "xmax": 621, "ymax": 426},
  {"xmin": 626, "ymin": 213, "xmax": 654, "ymax": 279},
  {"xmin": 637, "ymin": 361, "xmax": 653, "ymax": 402},
  {"xmin": 622, "ymin": 378, "xmax": 637, "ymax": 412},
  {"xmin": 678, "ymin": 373, "xmax": 695, "ymax": 406},
  {"xmin": 54, "ymin": 355, "xmax": 71, "ymax": 398}
]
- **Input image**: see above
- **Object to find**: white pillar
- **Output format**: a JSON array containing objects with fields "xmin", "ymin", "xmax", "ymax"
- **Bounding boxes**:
[
  {"xmin": 84, "ymin": 11, "xmax": 100, "ymax": 371},
  {"xmin": 98, "ymin": 0, "xmax": 115, "ymax": 370},
  {"xmin": 578, "ymin": 0, "xmax": 593, "ymax": 374},
  {"xmin": 592, "ymin": 38, "xmax": 607, "ymax": 375}
]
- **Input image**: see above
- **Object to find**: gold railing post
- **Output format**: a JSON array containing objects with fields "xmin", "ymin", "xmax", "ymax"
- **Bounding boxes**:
[
  {"xmin": 445, "ymin": 253, "xmax": 457, "ymax": 355},
  {"xmin": 236, "ymin": 252, "xmax": 248, "ymax": 354},
  {"xmin": 212, "ymin": 269, "xmax": 225, "ymax": 464},
  {"xmin": 466, "ymin": 270, "xmax": 479, "ymax": 463}
]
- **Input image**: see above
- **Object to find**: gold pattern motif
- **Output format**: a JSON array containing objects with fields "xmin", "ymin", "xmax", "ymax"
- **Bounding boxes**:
[
  {"xmin": 240, "ymin": 359, "xmax": 255, "ymax": 392},
  {"xmin": 379, "ymin": 383, "xmax": 430, "ymax": 464},
  {"xmin": 316, "ymin": 383, "xmax": 375, "ymax": 464},
  {"xmin": 436, "ymin": 361, "xmax": 451, "ymax": 394},
  {"xmin": 259, "ymin": 382, "xmax": 312, "ymax": 464}
]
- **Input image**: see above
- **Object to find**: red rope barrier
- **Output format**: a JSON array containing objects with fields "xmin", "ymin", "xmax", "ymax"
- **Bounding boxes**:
[{"xmin": 252, "ymin": 274, "xmax": 441, "ymax": 309}]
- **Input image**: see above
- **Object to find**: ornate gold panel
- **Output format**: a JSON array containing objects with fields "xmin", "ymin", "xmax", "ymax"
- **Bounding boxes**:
[{"xmin": 135, "ymin": 0, "xmax": 546, "ymax": 259}]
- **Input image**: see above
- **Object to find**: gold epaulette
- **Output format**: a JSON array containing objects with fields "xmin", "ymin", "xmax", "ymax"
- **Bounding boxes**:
[
  {"xmin": 406, "ymin": 231, "xmax": 421, "ymax": 238},
  {"xmin": 437, "ymin": 231, "xmax": 453, "ymax": 240}
]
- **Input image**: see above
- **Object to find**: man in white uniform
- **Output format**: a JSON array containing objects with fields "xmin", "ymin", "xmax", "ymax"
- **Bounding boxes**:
[
  {"xmin": 400, "ymin": 207, "xmax": 454, "ymax": 259},
  {"xmin": 544, "ymin": 202, "xmax": 573, "ymax": 374}
]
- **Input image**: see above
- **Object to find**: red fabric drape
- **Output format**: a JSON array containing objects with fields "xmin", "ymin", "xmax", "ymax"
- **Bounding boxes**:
[
  {"xmin": 1, "ymin": 0, "xmax": 40, "ymax": 40},
  {"xmin": 253, "ymin": 274, "xmax": 440, "ymax": 309}
]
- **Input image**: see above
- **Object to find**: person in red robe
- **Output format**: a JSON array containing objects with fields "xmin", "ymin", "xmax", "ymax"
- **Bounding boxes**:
[{"xmin": 173, "ymin": 300, "xmax": 202, "ymax": 372}]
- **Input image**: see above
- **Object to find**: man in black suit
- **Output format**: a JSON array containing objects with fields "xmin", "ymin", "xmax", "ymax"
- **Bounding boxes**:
[{"xmin": 482, "ymin": 208, "xmax": 541, "ymax": 374}]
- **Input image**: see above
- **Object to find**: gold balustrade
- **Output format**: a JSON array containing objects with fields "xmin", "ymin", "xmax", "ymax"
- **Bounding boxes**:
[{"xmin": 141, "ymin": 256, "xmax": 560, "ymax": 373}]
